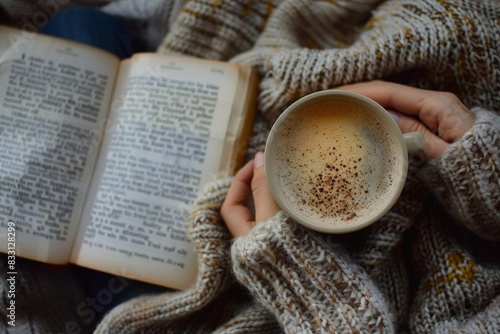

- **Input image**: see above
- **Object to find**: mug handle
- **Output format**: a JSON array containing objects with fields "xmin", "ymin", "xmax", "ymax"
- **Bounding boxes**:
[{"xmin": 403, "ymin": 132, "xmax": 425, "ymax": 154}]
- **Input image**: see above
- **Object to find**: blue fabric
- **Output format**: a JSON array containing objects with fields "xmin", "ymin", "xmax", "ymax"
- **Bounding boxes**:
[{"xmin": 39, "ymin": 7, "xmax": 134, "ymax": 59}]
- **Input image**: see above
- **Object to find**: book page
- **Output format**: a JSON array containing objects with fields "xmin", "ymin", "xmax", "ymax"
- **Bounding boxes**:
[
  {"xmin": 0, "ymin": 26, "xmax": 119, "ymax": 263},
  {"xmin": 72, "ymin": 54, "xmax": 248, "ymax": 289}
]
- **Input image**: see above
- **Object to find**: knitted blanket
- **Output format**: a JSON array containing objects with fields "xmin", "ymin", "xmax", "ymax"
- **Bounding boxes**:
[
  {"xmin": 95, "ymin": 0, "xmax": 500, "ymax": 333},
  {"xmin": 1, "ymin": 0, "xmax": 499, "ymax": 333}
]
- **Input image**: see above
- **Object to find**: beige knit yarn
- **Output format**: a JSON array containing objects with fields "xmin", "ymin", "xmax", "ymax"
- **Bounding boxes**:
[
  {"xmin": 94, "ymin": 0, "xmax": 500, "ymax": 332},
  {"xmin": 232, "ymin": 0, "xmax": 499, "ymax": 123},
  {"xmin": 1, "ymin": 0, "xmax": 498, "ymax": 333}
]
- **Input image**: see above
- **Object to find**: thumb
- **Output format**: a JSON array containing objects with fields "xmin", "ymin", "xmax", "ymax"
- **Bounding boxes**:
[{"xmin": 251, "ymin": 151, "xmax": 281, "ymax": 223}]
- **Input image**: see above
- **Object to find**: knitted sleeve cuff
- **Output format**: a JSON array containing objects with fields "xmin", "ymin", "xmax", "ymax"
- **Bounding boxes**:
[
  {"xmin": 231, "ymin": 211, "xmax": 394, "ymax": 333},
  {"xmin": 418, "ymin": 108, "xmax": 500, "ymax": 240}
]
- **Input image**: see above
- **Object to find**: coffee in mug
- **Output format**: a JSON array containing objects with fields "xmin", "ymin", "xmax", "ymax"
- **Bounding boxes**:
[{"xmin": 265, "ymin": 90, "xmax": 424, "ymax": 233}]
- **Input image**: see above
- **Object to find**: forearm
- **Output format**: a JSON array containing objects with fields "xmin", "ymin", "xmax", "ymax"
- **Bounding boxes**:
[
  {"xmin": 231, "ymin": 211, "xmax": 394, "ymax": 333},
  {"xmin": 418, "ymin": 108, "xmax": 500, "ymax": 240}
]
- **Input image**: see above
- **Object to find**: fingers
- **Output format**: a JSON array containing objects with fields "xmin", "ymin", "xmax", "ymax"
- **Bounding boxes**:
[
  {"xmin": 338, "ymin": 80, "xmax": 475, "ymax": 156},
  {"xmin": 339, "ymin": 81, "xmax": 435, "ymax": 115},
  {"xmin": 221, "ymin": 158, "xmax": 256, "ymax": 237},
  {"xmin": 431, "ymin": 94, "xmax": 474, "ymax": 142},
  {"xmin": 388, "ymin": 110, "xmax": 449, "ymax": 159},
  {"xmin": 251, "ymin": 152, "xmax": 281, "ymax": 223},
  {"xmin": 221, "ymin": 152, "xmax": 281, "ymax": 238}
]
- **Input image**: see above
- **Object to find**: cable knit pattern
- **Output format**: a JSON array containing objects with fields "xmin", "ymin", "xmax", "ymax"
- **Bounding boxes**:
[
  {"xmin": 95, "ymin": 179, "xmax": 284, "ymax": 334},
  {"xmin": 157, "ymin": 0, "xmax": 279, "ymax": 60},
  {"xmin": 232, "ymin": 0, "xmax": 500, "ymax": 122},
  {"xmin": 351, "ymin": 161, "xmax": 428, "ymax": 327},
  {"xmin": 419, "ymin": 108, "xmax": 500, "ymax": 240},
  {"xmin": 232, "ymin": 211, "xmax": 394, "ymax": 333},
  {"xmin": 214, "ymin": 301, "xmax": 283, "ymax": 334},
  {"xmin": 95, "ymin": 179, "xmax": 235, "ymax": 333},
  {"xmin": 410, "ymin": 208, "xmax": 500, "ymax": 333},
  {"xmin": 431, "ymin": 296, "xmax": 500, "ymax": 334},
  {"xmin": 2, "ymin": 0, "xmax": 499, "ymax": 333},
  {"xmin": 155, "ymin": 1, "xmax": 500, "ymax": 332}
]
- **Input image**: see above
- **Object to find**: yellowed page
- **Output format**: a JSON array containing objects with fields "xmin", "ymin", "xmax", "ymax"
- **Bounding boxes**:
[
  {"xmin": 0, "ymin": 26, "xmax": 119, "ymax": 263},
  {"xmin": 71, "ymin": 54, "xmax": 255, "ymax": 289},
  {"xmin": 214, "ymin": 65, "xmax": 258, "ymax": 176}
]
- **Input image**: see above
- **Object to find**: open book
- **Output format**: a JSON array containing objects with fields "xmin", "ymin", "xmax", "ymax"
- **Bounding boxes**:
[{"xmin": 0, "ymin": 25, "xmax": 258, "ymax": 290}]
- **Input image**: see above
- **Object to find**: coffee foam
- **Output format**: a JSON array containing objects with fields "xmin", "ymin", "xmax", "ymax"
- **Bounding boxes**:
[{"xmin": 274, "ymin": 100, "xmax": 399, "ymax": 226}]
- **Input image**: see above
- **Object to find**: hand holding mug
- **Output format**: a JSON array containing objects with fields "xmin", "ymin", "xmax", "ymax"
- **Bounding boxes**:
[
  {"xmin": 264, "ymin": 89, "xmax": 424, "ymax": 233},
  {"xmin": 338, "ymin": 81, "xmax": 475, "ymax": 159},
  {"xmin": 222, "ymin": 82, "xmax": 475, "ymax": 237},
  {"xmin": 221, "ymin": 152, "xmax": 281, "ymax": 238}
]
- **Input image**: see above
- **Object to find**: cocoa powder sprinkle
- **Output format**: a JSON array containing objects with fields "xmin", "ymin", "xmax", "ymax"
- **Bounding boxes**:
[{"xmin": 304, "ymin": 160, "xmax": 369, "ymax": 222}]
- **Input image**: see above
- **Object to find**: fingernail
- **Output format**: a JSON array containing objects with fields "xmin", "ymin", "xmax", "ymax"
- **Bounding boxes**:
[
  {"xmin": 388, "ymin": 110, "xmax": 401, "ymax": 123},
  {"xmin": 254, "ymin": 151, "xmax": 264, "ymax": 168}
]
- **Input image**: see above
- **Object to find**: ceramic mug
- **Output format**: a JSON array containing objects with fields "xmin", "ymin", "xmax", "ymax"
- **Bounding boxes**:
[{"xmin": 265, "ymin": 90, "xmax": 424, "ymax": 233}]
